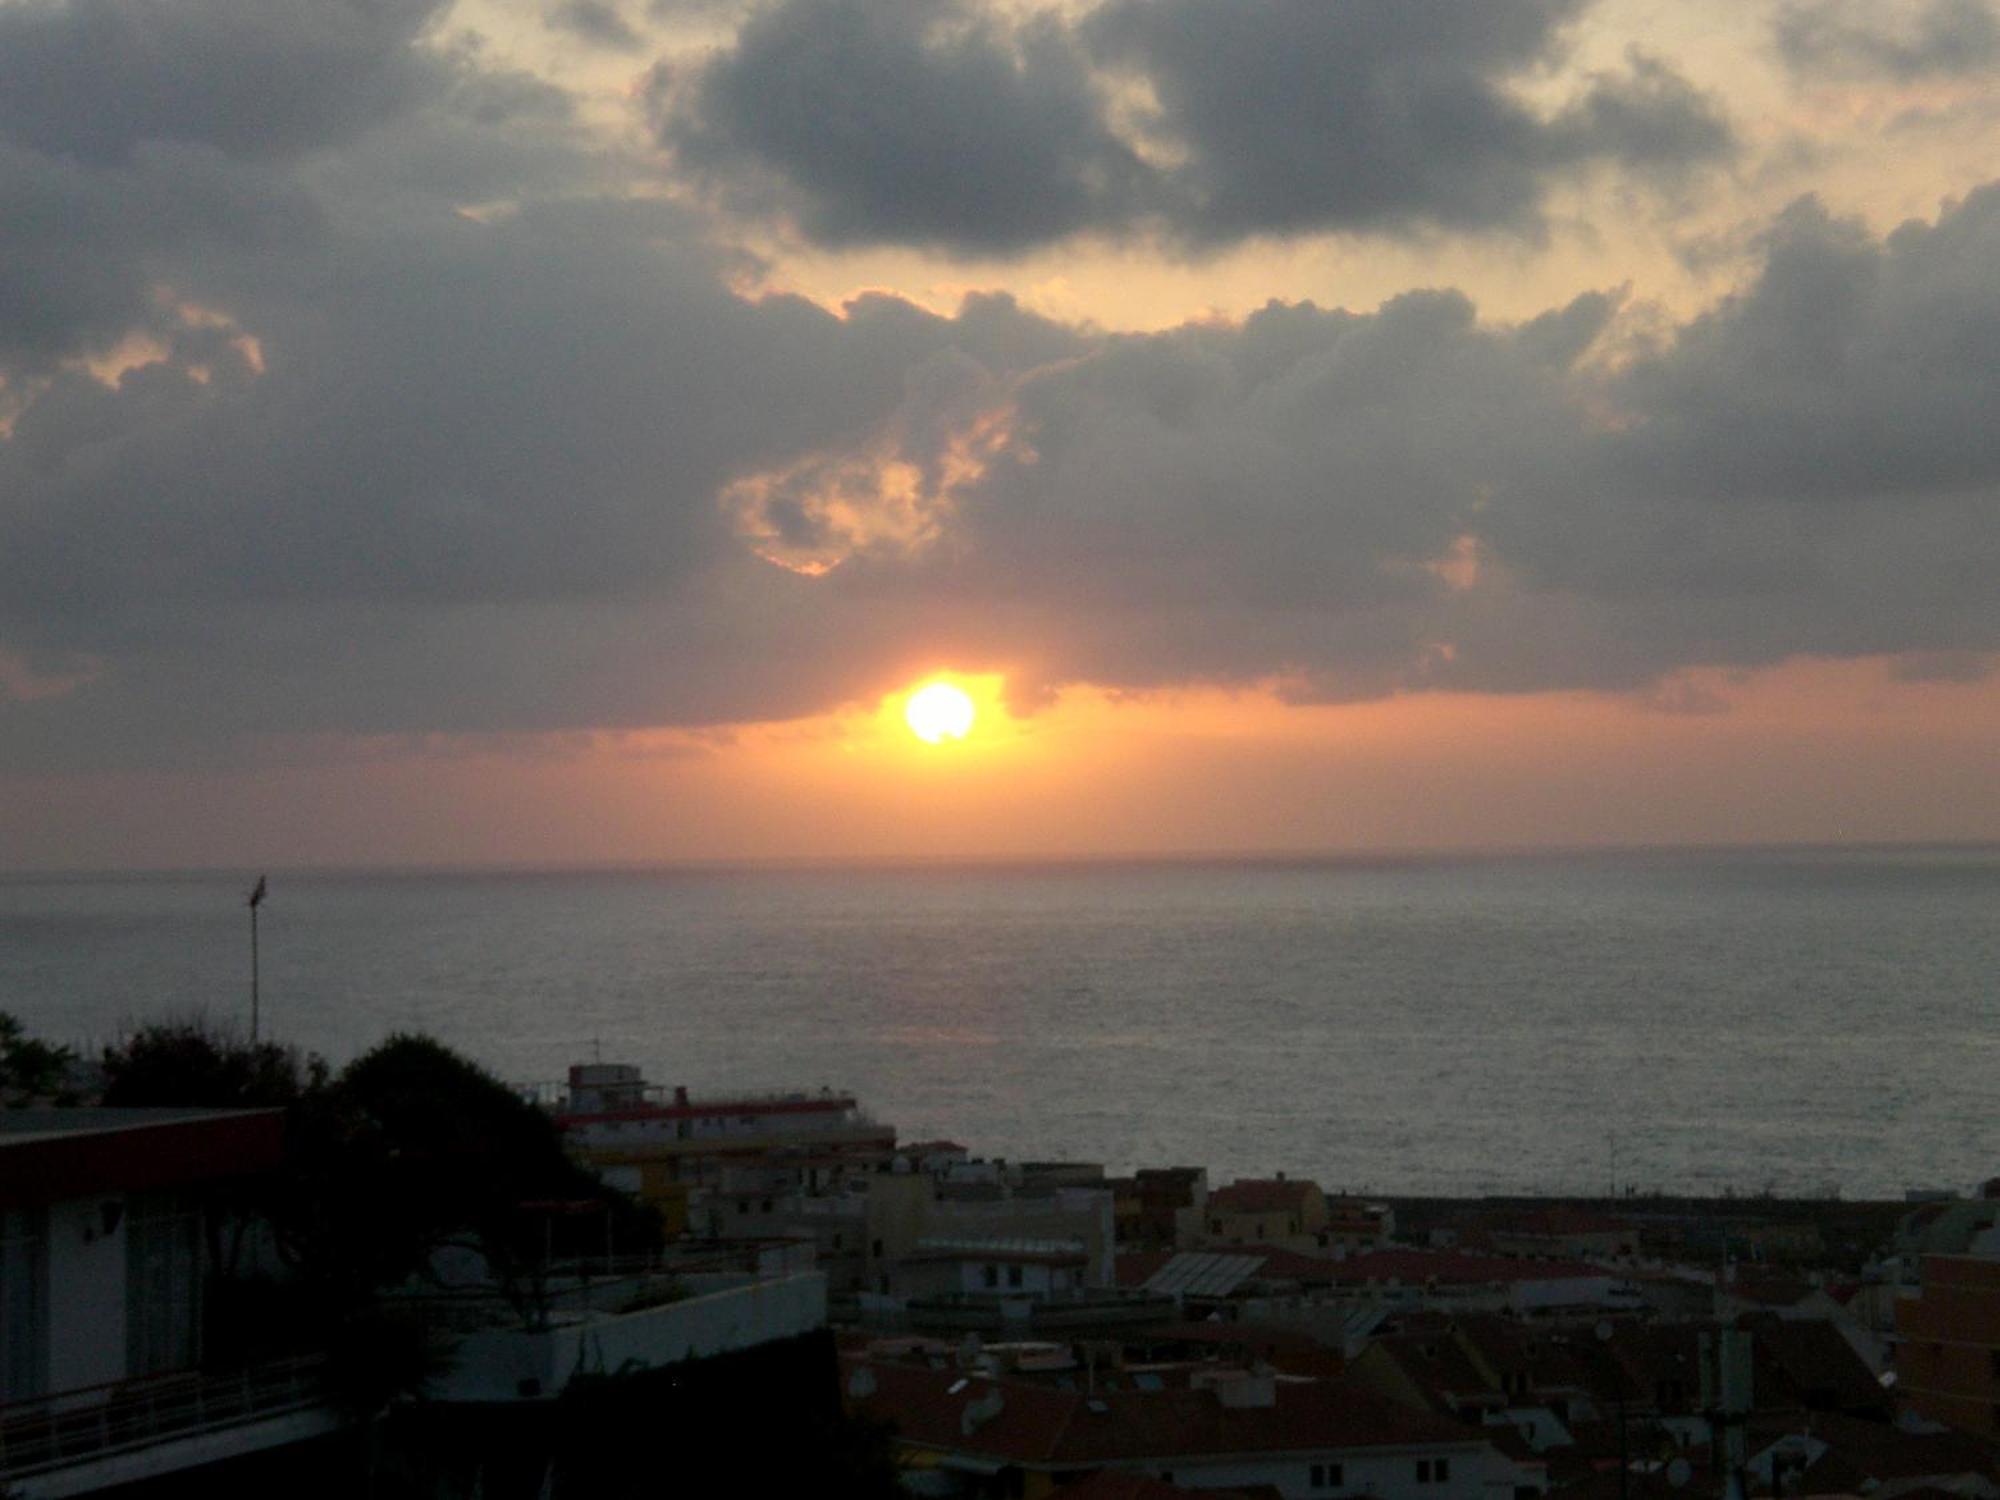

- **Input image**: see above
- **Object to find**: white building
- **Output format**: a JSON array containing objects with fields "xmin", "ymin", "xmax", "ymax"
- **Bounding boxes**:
[{"xmin": 0, "ymin": 1108, "xmax": 340, "ymax": 1499}]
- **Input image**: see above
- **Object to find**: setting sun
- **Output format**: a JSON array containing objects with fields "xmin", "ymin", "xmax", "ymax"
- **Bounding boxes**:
[{"xmin": 904, "ymin": 680, "xmax": 977, "ymax": 744}]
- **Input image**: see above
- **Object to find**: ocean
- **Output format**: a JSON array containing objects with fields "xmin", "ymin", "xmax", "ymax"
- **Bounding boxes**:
[{"xmin": 3, "ymin": 846, "xmax": 1994, "ymax": 1198}]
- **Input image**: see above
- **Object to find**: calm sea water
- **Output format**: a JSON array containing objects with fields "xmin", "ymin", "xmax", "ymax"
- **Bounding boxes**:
[{"xmin": 2, "ymin": 848, "xmax": 1994, "ymax": 1197}]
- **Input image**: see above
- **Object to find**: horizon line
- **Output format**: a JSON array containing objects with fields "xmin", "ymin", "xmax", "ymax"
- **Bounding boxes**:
[{"xmin": 4, "ymin": 836, "xmax": 1997, "ymax": 883}]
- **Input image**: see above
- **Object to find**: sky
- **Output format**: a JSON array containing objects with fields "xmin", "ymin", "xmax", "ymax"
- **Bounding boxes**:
[{"xmin": 1, "ymin": 0, "xmax": 1997, "ymax": 868}]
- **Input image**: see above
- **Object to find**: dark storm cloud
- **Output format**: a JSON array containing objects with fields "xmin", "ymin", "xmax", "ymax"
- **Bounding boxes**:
[
  {"xmin": 653, "ymin": 0, "xmax": 1148, "ymax": 253},
  {"xmin": 655, "ymin": 0, "xmax": 1734, "ymax": 253},
  {"xmin": 1460, "ymin": 187, "xmax": 2000, "ymax": 685},
  {"xmin": 1083, "ymin": 0, "xmax": 1730, "ymax": 242},
  {"xmin": 0, "ymin": 0, "xmax": 450, "ymax": 165},
  {"xmin": 0, "ymin": 201, "xmax": 1083, "ymax": 644},
  {"xmin": 1775, "ymin": 0, "xmax": 2000, "ymax": 80},
  {"xmin": 0, "ymin": 0, "xmax": 1993, "ymax": 775},
  {"xmin": 1610, "ymin": 187, "xmax": 2000, "ymax": 502},
  {"xmin": 0, "ymin": 141, "xmax": 318, "ymax": 362},
  {"xmin": 805, "ymin": 188, "xmax": 1999, "ymax": 702},
  {"xmin": 0, "ymin": 0, "xmax": 440, "ymax": 368}
]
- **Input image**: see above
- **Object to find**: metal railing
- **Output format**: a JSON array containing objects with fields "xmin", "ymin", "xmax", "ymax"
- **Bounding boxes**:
[{"xmin": 0, "ymin": 1355, "xmax": 329, "ymax": 1482}]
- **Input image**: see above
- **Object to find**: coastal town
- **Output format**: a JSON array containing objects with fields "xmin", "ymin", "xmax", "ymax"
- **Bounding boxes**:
[{"xmin": 3, "ymin": 1032, "xmax": 1998, "ymax": 1500}]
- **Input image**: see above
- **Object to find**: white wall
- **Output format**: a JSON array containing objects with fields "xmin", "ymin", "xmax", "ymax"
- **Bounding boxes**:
[
  {"xmin": 433, "ymin": 1270, "xmax": 827, "ymax": 1402},
  {"xmin": 47, "ymin": 1195, "xmax": 129, "ymax": 1394},
  {"xmin": 1129, "ymin": 1440, "xmax": 1509, "ymax": 1500}
]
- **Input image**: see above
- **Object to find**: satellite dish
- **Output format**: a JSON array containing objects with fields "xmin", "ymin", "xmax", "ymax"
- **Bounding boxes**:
[
  {"xmin": 1596, "ymin": 1320, "xmax": 1615, "ymax": 1342},
  {"xmin": 1667, "ymin": 1458, "xmax": 1693, "ymax": 1488}
]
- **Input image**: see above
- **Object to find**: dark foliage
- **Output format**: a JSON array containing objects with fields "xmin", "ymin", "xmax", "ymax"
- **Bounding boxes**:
[
  {"xmin": 87, "ymin": 1018, "xmax": 661, "ymax": 1390},
  {"xmin": 402, "ymin": 1330, "xmax": 903, "ymax": 1500},
  {"xmin": 99, "ymin": 1017, "xmax": 325, "ymax": 1109},
  {"xmin": 0, "ymin": 1010, "xmax": 79, "ymax": 1105},
  {"xmin": 321, "ymin": 1035, "xmax": 661, "ymax": 1312},
  {"xmin": 552, "ymin": 1331, "xmax": 900, "ymax": 1499}
]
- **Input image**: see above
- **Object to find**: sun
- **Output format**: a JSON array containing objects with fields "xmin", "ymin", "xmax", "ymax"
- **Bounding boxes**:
[{"xmin": 904, "ymin": 680, "xmax": 977, "ymax": 744}]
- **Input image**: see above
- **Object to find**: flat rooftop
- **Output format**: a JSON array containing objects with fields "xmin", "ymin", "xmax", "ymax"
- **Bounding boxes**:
[
  {"xmin": 0, "ymin": 1107, "xmax": 287, "ymax": 1202},
  {"xmin": 0, "ymin": 1106, "xmax": 275, "ymax": 1143}
]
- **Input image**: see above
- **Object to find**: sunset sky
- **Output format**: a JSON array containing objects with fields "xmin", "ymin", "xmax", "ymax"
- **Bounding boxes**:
[{"xmin": 2, "ymin": 0, "xmax": 1997, "ymax": 868}]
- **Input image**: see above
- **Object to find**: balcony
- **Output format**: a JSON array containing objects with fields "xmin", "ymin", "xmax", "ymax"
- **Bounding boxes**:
[{"xmin": 0, "ymin": 1356, "xmax": 340, "ymax": 1499}]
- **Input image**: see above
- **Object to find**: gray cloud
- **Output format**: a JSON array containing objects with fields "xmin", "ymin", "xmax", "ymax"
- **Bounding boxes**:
[
  {"xmin": 0, "ymin": 0, "xmax": 1992, "ymax": 779},
  {"xmin": 1888, "ymin": 649, "xmax": 1996, "ymax": 682},
  {"xmin": 654, "ymin": 0, "xmax": 1148, "ymax": 253},
  {"xmin": 0, "ymin": 0, "xmax": 449, "ymax": 166},
  {"xmin": 1085, "ymin": 1, "xmax": 1731, "ymax": 244},
  {"xmin": 547, "ymin": 0, "xmax": 643, "ymax": 51},
  {"xmin": 655, "ymin": 0, "xmax": 1734, "ymax": 254},
  {"xmin": 1775, "ymin": 0, "xmax": 2000, "ymax": 80}
]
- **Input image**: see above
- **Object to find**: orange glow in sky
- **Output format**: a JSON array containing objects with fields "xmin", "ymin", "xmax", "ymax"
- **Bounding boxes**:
[{"xmin": 6, "ymin": 654, "xmax": 1995, "ymax": 871}]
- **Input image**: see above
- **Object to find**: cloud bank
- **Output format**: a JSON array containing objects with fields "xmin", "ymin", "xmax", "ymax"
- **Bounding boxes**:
[
  {"xmin": 0, "ymin": 0, "xmax": 1995, "ymax": 776},
  {"xmin": 654, "ymin": 0, "xmax": 1735, "ymax": 252}
]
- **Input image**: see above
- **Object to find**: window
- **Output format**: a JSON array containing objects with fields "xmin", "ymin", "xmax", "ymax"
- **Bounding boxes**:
[
  {"xmin": 760, "ymin": 1198, "xmax": 773, "ymax": 1212},
  {"xmin": 126, "ymin": 1194, "xmax": 201, "ymax": 1378},
  {"xmin": 1007, "ymin": 1264, "xmax": 1024, "ymax": 1288},
  {"xmin": 1436, "ymin": 1459, "xmax": 1450, "ymax": 1483},
  {"xmin": 1326, "ymin": 1463, "xmax": 1343, "ymax": 1487},
  {"xmin": 1, "ymin": 1208, "xmax": 48, "ymax": 1402},
  {"xmin": 872, "ymin": 1238, "xmax": 884, "ymax": 1257},
  {"xmin": 982, "ymin": 1264, "xmax": 999, "ymax": 1288},
  {"xmin": 1418, "ymin": 1462, "xmax": 1433, "ymax": 1483}
]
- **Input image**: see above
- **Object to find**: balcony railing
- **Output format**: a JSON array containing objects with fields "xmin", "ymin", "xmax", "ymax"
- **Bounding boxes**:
[{"xmin": 0, "ymin": 1355, "xmax": 329, "ymax": 1483}]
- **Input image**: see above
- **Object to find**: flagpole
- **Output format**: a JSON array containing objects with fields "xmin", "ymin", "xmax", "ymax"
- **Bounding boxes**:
[{"xmin": 246, "ymin": 875, "xmax": 267, "ymax": 1042}]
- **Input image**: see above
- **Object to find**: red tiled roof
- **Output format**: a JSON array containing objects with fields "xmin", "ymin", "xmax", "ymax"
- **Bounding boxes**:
[
  {"xmin": 1327, "ymin": 1250, "xmax": 1609, "ymax": 1286},
  {"xmin": 1211, "ymin": 1179, "xmax": 1317, "ymax": 1214},
  {"xmin": 1060, "ymin": 1471, "xmax": 1259, "ymax": 1500},
  {"xmin": 843, "ymin": 1357, "xmax": 1486, "ymax": 1468},
  {"xmin": 1142, "ymin": 1322, "xmax": 1334, "ymax": 1356},
  {"xmin": 1116, "ymin": 1252, "xmax": 1179, "ymax": 1289},
  {"xmin": 1738, "ymin": 1318, "xmax": 1889, "ymax": 1414},
  {"xmin": 1744, "ymin": 1409, "xmax": 2000, "ymax": 1485},
  {"xmin": 0, "ymin": 1109, "xmax": 285, "ymax": 1204},
  {"xmin": 906, "ymin": 1246, "xmax": 1087, "ymax": 1267},
  {"xmin": 1232, "ymin": 1248, "xmax": 1349, "ymax": 1283},
  {"xmin": 1486, "ymin": 1209, "xmax": 1634, "ymax": 1237}
]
